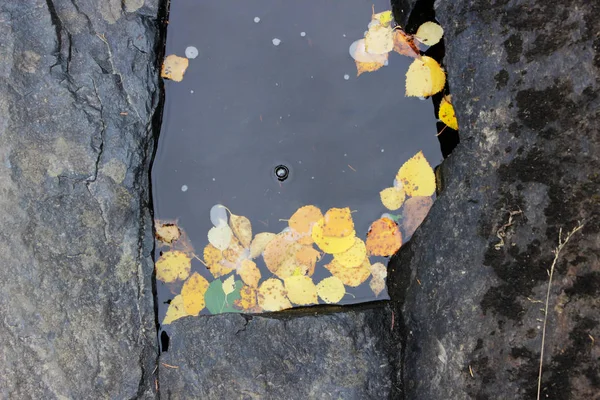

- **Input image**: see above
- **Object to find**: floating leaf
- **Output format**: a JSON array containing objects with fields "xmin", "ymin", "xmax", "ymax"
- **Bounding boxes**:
[
  {"xmin": 349, "ymin": 39, "xmax": 388, "ymax": 63},
  {"xmin": 161, "ymin": 55, "xmax": 189, "ymax": 82},
  {"xmin": 273, "ymin": 256, "xmax": 304, "ymax": 280},
  {"xmin": 249, "ymin": 232, "xmax": 276, "ymax": 259},
  {"xmin": 230, "ymin": 213, "xmax": 252, "ymax": 248},
  {"xmin": 207, "ymin": 261, "xmax": 234, "ymax": 278},
  {"xmin": 295, "ymin": 246, "xmax": 321, "ymax": 276},
  {"xmin": 234, "ymin": 285, "xmax": 258, "ymax": 311},
  {"xmin": 162, "ymin": 295, "xmax": 189, "ymax": 325},
  {"xmin": 372, "ymin": 10, "xmax": 394, "ymax": 27},
  {"xmin": 365, "ymin": 25, "xmax": 394, "ymax": 55},
  {"xmin": 284, "ymin": 275, "xmax": 318, "ymax": 306},
  {"xmin": 333, "ymin": 238, "xmax": 367, "ymax": 268},
  {"xmin": 317, "ymin": 276, "xmax": 346, "ymax": 304},
  {"xmin": 396, "ymin": 151, "xmax": 436, "ymax": 197},
  {"xmin": 356, "ymin": 60, "xmax": 386, "ymax": 76},
  {"xmin": 223, "ymin": 237, "xmax": 246, "ymax": 265},
  {"xmin": 402, "ymin": 196, "xmax": 434, "ymax": 237},
  {"xmin": 415, "ymin": 21, "xmax": 444, "ymax": 46},
  {"xmin": 210, "ymin": 204, "xmax": 228, "ymax": 227},
  {"xmin": 155, "ymin": 221, "xmax": 181, "ymax": 244},
  {"xmin": 181, "ymin": 272, "xmax": 210, "ymax": 315},
  {"xmin": 289, "ymin": 205, "xmax": 323, "ymax": 245},
  {"xmin": 205, "ymin": 279, "xmax": 243, "ymax": 314},
  {"xmin": 322, "ymin": 207, "xmax": 355, "ymax": 238},
  {"xmin": 380, "ymin": 186, "xmax": 406, "ymax": 211},
  {"xmin": 393, "ymin": 29, "xmax": 420, "ymax": 58},
  {"xmin": 263, "ymin": 231, "xmax": 303, "ymax": 274},
  {"xmin": 203, "ymin": 244, "xmax": 223, "ymax": 266},
  {"xmin": 325, "ymin": 258, "xmax": 371, "ymax": 287},
  {"xmin": 155, "ymin": 251, "xmax": 191, "ymax": 283},
  {"xmin": 439, "ymin": 96, "xmax": 458, "ymax": 130},
  {"xmin": 405, "ymin": 56, "xmax": 445, "ymax": 97},
  {"xmin": 257, "ymin": 278, "xmax": 292, "ymax": 312},
  {"xmin": 369, "ymin": 262, "xmax": 388, "ymax": 296},
  {"xmin": 223, "ymin": 275, "xmax": 236, "ymax": 296},
  {"xmin": 238, "ymin": 259, "xmax": 261, "ymax": 288},
  {"xmin": 311, "ymin": 218, "xmax": 356, "ymax": 254},
  {"xmin": 366, "ymin": 218, "xmax": 403, "ymax": 256},
  {"xmin": 207, "ymin": 224, "xmax": 233, "ymax": 251}
]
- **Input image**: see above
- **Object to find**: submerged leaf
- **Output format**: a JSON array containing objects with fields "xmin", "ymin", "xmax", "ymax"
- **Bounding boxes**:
[
  {"xmin": 210, "ymin": 204, "xmax": 228, "ymax": 227},
  {"xmin": 439, "ymin": 96, "xmax": 458, "ymax": 130},
  {"xmin": 312, "ymin": 218, "xmax": 356, "ymax": 254},
  {"xmin": 208, "ymin": 224, "xmax": 233, "ymax": 251},
  {"xmin": 257, "ymin": 278, "xmax": 292, "ymax": 312},
  {"xmin": 396, "ymin": 151, "xmax": 436, "ymax": 197},
  {"xmin": 284, "ymin": 275, "xmax": 318, "ymax": 306},
  {"xmin": 238, "ymin": 259, "xmax": 261, "ymax": 288},
  {"xmin": 162, "ymin": 295, "xmax": 189, "ymax": 325},
  {"xmin": 316, "ymin": 276, "xmax": 346, "ymax": 304},
  {"xmin": 333, "ymin": 238, "xmax": 367, "ymax": 268},
  {"xmin": 249, "ymin": 232, "xmax": 276, "ymax": 259},
  {"xmin": 155, "ymin": 221, "xmax": 181, "ymax": 244},
  {"xmin": 161, "ymin": 55, "xmax": 189, "ymax": 82},
  {"xmin": 366, "ymin": 218, "xmax": 403, "ymax": 256},
  {"xmin": 325, "ymin": 258, "xmax": 371, "ymax": 287},
  {"xmin": 405, "ymin": 56, "xmax": 445, "ymax": 97},
  {"xmin": 289, "ymin": 205, "xmax": 323, "ymax": 245},
  {"xmin": 402, "ymin": 196, "xmax": 434, "ymax": 237},
  {"xmin": 155, "ymin": 251, "xmax": 191, "ymax": 283},
  {"xmin": 181, "ymin": 272, "xmax": 210, "ymax": 315},
  {"xmin": 230, "ymin": 213, "xmax": 252, "ymax": 248},
  {"xmin": 415, "ymin": 21, "xmax": 444, "ymax": 46},
  {"xmin": 380, "ymin": 186, "xmax": 406, "ymax": 211}
]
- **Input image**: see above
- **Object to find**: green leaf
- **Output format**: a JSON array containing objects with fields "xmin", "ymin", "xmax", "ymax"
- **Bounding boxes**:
[{"xmin": 204, "ymin": 278, "xmax": 243, "ymax": 314}]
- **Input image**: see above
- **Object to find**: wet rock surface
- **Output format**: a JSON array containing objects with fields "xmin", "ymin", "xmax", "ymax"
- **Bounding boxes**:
[
  {"xmin": 389, "ymin": 0, "xmax": 600, "ymax": 399},
  {"xmin": 0, "ymin": 0, "xmax": 161, "ymax": 398},
  {"xmin": 159, "ymin": 305, "xmax": 396, "ymax": 399}
]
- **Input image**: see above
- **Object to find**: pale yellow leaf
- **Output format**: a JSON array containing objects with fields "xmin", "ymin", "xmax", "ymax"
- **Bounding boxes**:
[
  {"xmin": 349, "ymin": 39, "xmax": 388, "ymax": 63},
  {"xmin": 370, "ymin": 277, "xmax": 386, "ymax": 297},
  {"xmin": 257, "ymin": 278, "xmax": 292, "ymax": 312},
  {"xmin": 181, "ymin": 272, "xmax": 210, "ymax": 315},
  {"xmin": 161, "ymin": 55, "xmax": 189, "ymax": 82},
  {"xmin": 370, "ymin": 262, "xmax": 388, "ymax": 281},
  {"xmin": 380, "ymin": 186, "xmax": 406, "ymax": 211},
  {"xmin": 311, "ymin": 218, "xmax": 356, "ymax": 254},
  {"xmin": 396, "ymin": 151, "xmax": 436, "ymax": 197},
  {"xmin": 249, "ymin": 232, "xmax": 276, "ymax": 259},
  {"xmin": 316, "ymin": 276, "xmax": 346, "ymax": 304},
  {"xmin": 263, "ymin": 231, "xmax": 303, "ymax": 274},
  {"xmin": 325, "ymin": 258, "xmax": 371, "ymax": 287},
  {"xmin": 155, "ymin": 251, "xmax": 191, "ymax": 283},
  {"xmin": 238, "ymin": 259, "xmax": 261, "ymax": 288},
  {"xmin": 207, "ymin": 224, "xmax": 233, "ymax": 251},
  {"xmin": 155, "ymin": 221, "xmax": 181, "ymax": 244},
  {"xmin": 223, "ymin": 275, "xmax": 236, "ymax": 296},
  {"xmin": 372, "ymin": 10, "xmax": 394, "ymax": 27},
  {"xmin": 415, "ymin": 21, "xmax": 444, "ymax": 46},
  {"xmin": 284, "ymin": 275, "xmax": 318, "ymax": 306},
  {"xmin": 405, "ymin": 56, "xmax": 446, "ymax": 97},
  {"xmin": 162, "ymin": 295, "xmax": 189, "ymax": 325},
  {"xmin": 365, "ymin": 25, "xmax": 394, "ymax": 55},
  {"xmin": 333, "ymin": 238, "xmax": 367, "ymax": 268},
  {"xmin": 230, "ymin": 214, "xmax": 252, "ymax": 248}
]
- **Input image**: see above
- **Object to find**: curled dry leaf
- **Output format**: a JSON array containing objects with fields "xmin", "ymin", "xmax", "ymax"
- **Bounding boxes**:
[
  {"xmin": 238, "ymin": 259, "xmax": 261, "ymax": 288},
  {"xmin": 284, "ymin": 275, "xmax": 318, "ymax": 306},
  {"xmin": 317, "ymin": 276, "xmax": 346, "ymax": 304},
  {"xmin": 325, "ymin": 258, "xmax": 372, "ymax": 287},
  {"xmin": 181, "ymin": 272, "xmax": 210, "ymax": 315},
  {"xmin": 161, "ymin": 55, "xmax": 189, "ymax": 82},
  {"xmin": 155, "ymin": 251, "xmax": 191, "ymax": 283},
  {"xmin": 207, "ymin": 224, "xmax": 233, "ymax": 251},
  {"xmin": 439, "ymin": 96, "xmax": 458, "ymax": 130},
  {"xmin": 405, "ymin": 56, "xmax": 446, "ymax": 97},
  {"xmin": 311, "ymin": 218, "xmax": 356, "ymax": 254},
  {"xmin": 366, "ymin": 218, "xmax": 403, "ymax": 257},
  {"xmin": 415, "ymin": 21, "xmax": 444, "ymax": 46},
  {"xmin": 162, "ymin": 294, "xmax": 188, "ymax": 325},
  {"xmin": 396, "ymin": 151, "xmax": 436, "ymax": 197},
  {"xmin": 155, "ymin": 221, "xmax": 181, "ymax": 244},
  {"xmin": 249, "ymin": 232, "xmax": 276, "ymax": 259},
  {"xmin": 393, "ymin": 29, "xmax": 420, "ymax": 58},
  {"xmin": 333, "ymin": 238, "xmax": 367, "ymax": 268},
  {"xmin": 365, "ymin": 24, "xmax": 394, "ymax": 55},
  {"xmin": 230, "ymin": 213, "xmax": 252, "ymax": 248},
  {"xmin": 380, "ymin": 186, "xmax": 406, "ymax": 211},
  {"xmin": 257, "ymin": 278, "xmax": 292, "ymax": 312},
  {"xmin": 234, "ymin": 285, "xmax": 258, "ymax": 311},
  {"xmin": 402, "ymin": 196, "xmax": 434, "ymax": 237},
  {"xmin": 288, "ymin": 205, "xmax": 323, "ymax": 245}
]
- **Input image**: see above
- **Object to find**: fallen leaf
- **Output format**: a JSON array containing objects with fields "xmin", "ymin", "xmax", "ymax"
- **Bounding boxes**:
[
  {"xmin": 393, "ymin": 29, "xmax": 420, "ymax": 58},
  {"xmin": 415, "ymin": 21, "xmax": 444, "ymax": 46},
  {"xmin": 208, "ymin": 224, "xmax": 233, "ymax": 251},
  {"xmin": 402, "ymin": 196, "xmax": 434, "ymax": 237},
  {"xmin": 223, "ymin": 237, "xmax": 247, "ymax": 265},
  {"xmin": 322, "ymin": 207, "xmax": 355, "ymax": 238},
  {"xmin": 207, "ymin": 261, "xmax": 234, "ymax": 279},
  {"xmin": 356, "ymin": 60, "xmax": 386, "ymax": 76},
  {"xmin": 273, "ymin": 256, "xmax": 304, "ymax": 280},
  {"xmin": 366, "ymin": 218, "xmax": 403, "ymax": 256},
  {"xmin": 396, "ymin": 151, "xmax": 436, "ymax": 197},
  {"xmin": 349, "ymin": 39, "xmax": 388, "ymax": 63},
  {"xmin": 325, "ymin": 258, "xmax": 372, "ymax": 287},
  {"xmin": 370, "ymin": 277, "xmax": 386, "ymax": 297},
  {"xmin": 284, "ymin": 275, "xmax": 318, "ymax": 305},
  {"xmin": 249, "ymin": 232, "xmax": 276, "ymax": 258},
  {"xmin": 257, "ymin": 278, "xmax": 292, "ymax": 312},
  {"xmin": 405, "ymin": 56, "xmax": 446, "ymax": 97},
  {"xmin": 205, "ymin": 279, "xmax": 243, "ymax": 314},
  {"xmin": 238, "ymin": 259, "xmax": 261, "ymax": 288},
  {"xmin": 210, "ymin": 204, "xmax": 228, "ymax": 227},
  {"xmin": 234, "ymin": 285, "xmax": 258, "ymax": 311},
  {"xmin": 288, "ymin": 205, "xmax": 323, "ymax": 245},
  {"xmin": 316, "ymin": 276, "xmax": 345, "ymax": 304},
  {"xmin": 295, "ymin": 246, "xmax": 321, "ymax": 276},
  {"xmin": 203, "ymin": 244, "xmax": 223, "ymax": 266},
  {"xmin": 155, "ymin": 251, "xmax": 191, "ymax": 283},
  {"xmin": 181, "ymin": 272, "xmax": 210, "ymax": 315},
  {"xmin": 365, "ymin": 25, "xmax": 394, "ymax": 55},
  {"xmin": 439, "ymin": 96, "xmax": 458, "ymax": 130},
  {"xmin": 162, "ymin": 294, "xmax": 188, "ymax": 325},
  {"xmin": 380, "ymin": 186, "xmax": 406, "ymax": 211},
  {"xmin": 223, "ymin": 275, "xmax": 236, "ymax": 296},
  {"xmin": 161, "ymin": 54, "xmax": 189, "ymax": 82},
  {"xmin": 372, "ymin": 10, "xmax": 394, "ymax": 27},
  {"xmin": 230, "ymin": 213, "xmax": 252, "ymax": 248},
  {"xmin": 333, "ymin": 238, "xmax": 367, "ymax": 268},
  {"xmin": 369, "ymin": 262, "xmax": 388, "ymax": 297},
  {"xmin": 263, "ymin": 231, "xmax": 303, "ymax": 274},
  {"xmin": 155, "ymin": 221, "xmax": 181, "ymax": 244},
  {"xmin": 312, "ymin": 218, "xmax": 356, "ymax": 254}
]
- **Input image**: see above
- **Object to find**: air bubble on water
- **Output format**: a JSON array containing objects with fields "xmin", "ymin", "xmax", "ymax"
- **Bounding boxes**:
[
  {"xmin": 181, "ymin": 185, "xmax": 188, "ymax": 192},
  {"xmin": 272, "ymin": 38, "xmax": 281, "ymax": 46},
  {"xmin": 344, "ymin": 74, "xmax": 350, "ymax": 80},
  {"xmin": 300, "ymin": 32, "xmax": 306, "ymax": 37},
  {"xmin": 381, "ymin": 149, "xmax": 385, "ymax": 153},
  {"xmin": 254, "ymin": 17, "xmax": 260, "ymax": 23},
  {"xmin": 185, "ymin": 46, "xmax": 198, "ymax": 59}
]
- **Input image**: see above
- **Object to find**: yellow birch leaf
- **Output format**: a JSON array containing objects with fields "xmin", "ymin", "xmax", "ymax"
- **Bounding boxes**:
[
  {"xmin": 365, "ymin": 25, "xmax": 394, "ymax": 55},
  {"xmin": 415, "ymin": 21, "xmax": 444, "ymax": 46},
  {"xmin": 249, "ymin": 232, "xmax": 276, "ymax": 259},
  {"xmin": 380, "ymin": 186, "xmax": 406, "ymax": 211},
  {"xmin": 258, "ymin": 278, "xmax": 292, "ymax": 312},
  {"xmin": 322, "ymin": 207, "xmax": 355, "ymax": 238},
  {"xmin": 238, "ymin": 259, "xmax": 261, "ymax": 288},
  {"xmin": 161, "ymin": 55, "xmax": 189, "ymax": 82},
  {"xmin": 333, "ymin": 238, "xmax": 367, "ymax": 268},
  {"xmin": 349, "ymin": 39, "xmax": 388, "ymax": 63},
  {"xmin": 311, "ymin": 218, "xmax": 356, "ymax": 254},
  {"xmin": 223, "ymin": 275, "xmax": 236, "ymax": 296},
  {"xmin": 162, "ymin": 295, "xmax": 189, "ymax": 325},
  {"xmin": 356, "ymin": 60, "xmax": 386, "ymax": 77},
  {"xmin": 273, "ymin": 256, "xmax": 303, "ymax": 280},
  {"xmin": 223, "ymin": 237, "xmax": 246, "ymax": 264},
  {"xmin": 155, "ymin": 221, "xmax": 181, "ymax": 244},
  {"xmin": 207, "ymin": 224, "xmax": 233, "ymax": 251},
  {"xmin": 203, "ymin": 244, "xmax": 223, "ymax": 266},
  {"xmin": 393, "ymin": 29, "xmax": 420, "ymax": 58},
  {"xmin": 317, "ymin": 276, "xmax": 346, "ymax": 304},
  {"xmin": 325, "ymin": 258, "xmax": 371, "ymax": 287},
  {"xmin": 155, "ymin": 251, "xmax": 191, "ymax": 283},
  {"xmin": 402, "ymin": 196, "xmax": 434, "ymax": 237},
  {"xmin": 230, "ymin": 214, "xmax": 252, "ymax": 248},
  {"xmin": 284, "ymin": 275, "xmax": 318, "ymax": 305},
  {"xmin": 396, "ymin": 151, "xmax": 436, "ymax": 197},
  {"xmin": 234, "ymin": 285, "xmax": 258, "ymax": 311},
  {"xmin": 372, "ymin": 10, "xmax": 394, "ymax": 27},
  {"xmin": 207, "ymin": 261, "xmax": 234, "ymax": 279},
  {"xmin": 366, "ymin": 218, "xmax": 403, "ymax": 257},
  {"xmin": 439, "ymin": 96, "xmax": 458, "ymax": 130},
  {"xmin": 295, "ymin": 246, "xmax": 321, "ymax": 276},
  {"xmin": 289, "ymin": 205, "xmax": 323, "ymax": 245},
  {"xmin": 405, "ymin": 56, "xmax": 446, "ymax": 97},
  {"xmin": 181, "ymin": 272, "xmax": 210, "ymax": 315},
  {"xmin": 263, "ymin": 231, "xmax": 302, "ymax": 274}
]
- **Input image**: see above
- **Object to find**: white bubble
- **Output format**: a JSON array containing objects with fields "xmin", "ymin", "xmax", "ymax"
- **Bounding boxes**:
[
  {"xmin": 381, "ymin": 149, "xmax": 385, "ymax": 153},
  {"xmin": 212, "ymin": 177, "xmax": 216, "ymax": 181},
  {"xmin": 185, "ymin": 46, "xmax": 198, "ymax": 59},
  {"xmin": 181, "ymin": 185, "xmax": 188, "ymax": 192},
  {"xmin": 190, "ymin": 90, "xmax": 194, "ymax": 94},
  {"xmin": 300, "ymin": 32, "xmax": 306, "ymax": 37},
  {"xmin": 384, "ymin": 59, "xmax": 389, "ymax": 66},
  {"xmin": 272, "ymin": 38, "xmax": 281, "ymax": 46},
  {"xmin": 254, "ymin": 17, "xmax": 260, "ymax": 23},
  {"xmin": 344, "ymin": 74, "xmax": 350, "ymax": 80}
]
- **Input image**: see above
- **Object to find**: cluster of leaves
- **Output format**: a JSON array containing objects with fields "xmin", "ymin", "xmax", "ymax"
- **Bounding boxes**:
[
  {"xmin": 349, "ymin": 8, "xmax": 458, "ymax": 130},
  {"xmin": 155, "ymin": 151, "xmax": 436, "ymax": 324}
]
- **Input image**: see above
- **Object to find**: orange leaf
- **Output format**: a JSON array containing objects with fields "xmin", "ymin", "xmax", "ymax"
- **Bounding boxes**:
[
  {"xmin": 262, "ymin": 231, "xmax": 303, "ymax": 274},
  {"xmin": 322, "ymin": 207, "xmax": 355, "ymax": 238},
  {"xmin": 295, "ymin": 246, "xmax": 321, "ymax": 276},
  {"xmin": 366, "ymin": 217, "xmax": 403, "ymax": 256},
  {"xmin": 289, "ymin": 205, "xmax": 323, "ymax": 245},
  {"xmin": 356, "ymin": 60, "xmax": 385, "ymax": 76},
  {"xmin": 393, "ymin": 30, "xmax": 420, "ymax": 58}
]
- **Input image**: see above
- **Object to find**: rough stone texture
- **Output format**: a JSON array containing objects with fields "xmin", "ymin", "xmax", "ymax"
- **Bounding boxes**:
[
  {"xmin": 159, "ymin": 305, "xmax": 397, "ymax": 399},
  {"xmin": 389, "ymin": 0, "xmax": 600, "ymax": 399},
  {"xmin": 0, "ymin": 1, "xmax": 162, "ymax": 398}
]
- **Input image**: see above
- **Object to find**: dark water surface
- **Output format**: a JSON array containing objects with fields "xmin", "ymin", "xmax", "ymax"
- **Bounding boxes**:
[{"xmin": 153, "ymin": 0, "xmax": 442, "ymax": 324}]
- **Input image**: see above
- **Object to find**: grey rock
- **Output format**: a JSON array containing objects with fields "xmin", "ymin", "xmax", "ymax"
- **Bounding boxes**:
[
  {"xmin": 0, "ymin": 0, "xmax": 161, "ymax": 398},
  {"xmin": 389, "ymin": 0, "xmax": 600, "ymax": 399},
  {"xmin": 159, "ymin": 305, "xmax": 397, "ymax": 399}
]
